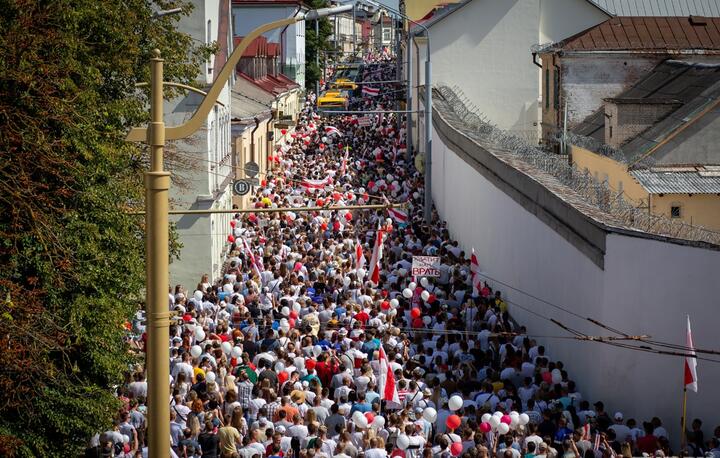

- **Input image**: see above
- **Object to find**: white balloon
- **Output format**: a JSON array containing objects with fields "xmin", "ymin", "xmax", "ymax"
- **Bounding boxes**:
[
  {"xmin": 292, "ymin": 302, "xmax": 301, "ymax": 312},
  {"xmin": 423, "ymin": 407, "xmax": 437, "ymax": 423},
  {"xmin": 193, "ymin": 290, "xmax": 203, "ymax": 301},
  {"xmin": 275, "ymin": 361, "xmax": 285, "ymax": 372},
  {"xmin": 343, "ymin": 277, "xmax": 351, "ymax": 287},
  {"xmin": 385, "ymin": 218, "xmax": 392, "ymax": 226},
  {"xmin": 420, "ymin": 290, "xmax": 430, "ymax": 302},
  {"xmin": 387, "ymin": 308, "xmax": 397, "ymax": 317},
  {"xmin": 408, "ymin": 282, "xmax": 417, "ymax": 290},
  {"xmin": 402, "ymin": 288, "xmax": 413, "ymax": 298},
  {"xmin": 195, "ymin": 330, "xmax": 206, "ymax": 342},
  {"xmin": 389, "ymin": 298, "xmax": 399, "ymax": 308},
  {"xmin": 357, "ymin": 268, "xmax": 366, "ymax": 279},
  {"xmin": 510, "ymin": 413, "xmax": 519, "ymax": 427},
  {"xmin": 190, "ymin": 345, "xmax": 202, "ymax": 358},
  {"xmin": 221, "ymin": 342, "xmax": 232, "ymax": 354},
  {"xmin": 448, "ymin": 395, "xmax": 463, "ymax": 411},
  {"xmin": 519, "ymin": 413, "xmax": 530, "ymax": 425},
  {"xmin": 353, "ymin": 411, "xmax": 368, "ymax": 429},
  {"xmin": 231, "ymin": 346, "xmax": 242, "ymax": 358},
  {"xmin": 481, "ymin": 413, "xmax": 492, "ymax": 423},
  {"xmin": 422, "ymin": 316, "xmax": 432, "ymax": 325},
  {"xmin": 205, "ymin": 371, "xmax": 217, "ymax": 383},
  {"xmin": 372, "ymin": 416, "xmax": 385, "ymax": 429},
  {"xmin": 497, "ymin": 423, "xmax": 510, "ymax": 434},
  {"xmin": 223, "ymin": 284, "xmax": 233, "ymax": 293},
  {"xmin": 413, "ymin": 192, "xmax": 420, "ymax": 199},
  {"xmin": 493, "ymin": 411, "xmax": 504, "ymax": 418},
  {"xmin": 420, "ymin": 277, "xmax": 429, "ymax": 287},
  {"xmin": 280, "ymin": 323, "xmax": 290, "ymax": 333},
  {"xmin": 396, "ymin": 434, "xmax": 410, "ymax": 450},
  {"xmin": 282, "ymin": 306, "xmax": 290, "ymax": 316},
  {"xmin": 551, "ymin": 368, "xmax": 562, "ymax": 384},
  {"xmin": 489, "ymin": 416, "xmax": 501, "ymax": 428},
  {"xmin": 294, "ymin": 356, "xmax": 305, "ymax": 370}
]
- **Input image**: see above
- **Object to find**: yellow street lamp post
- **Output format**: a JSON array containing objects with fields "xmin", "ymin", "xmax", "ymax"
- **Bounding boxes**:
[{"xmin": 125, "ymin": 6, "xmax": 352, "ymax": 458}]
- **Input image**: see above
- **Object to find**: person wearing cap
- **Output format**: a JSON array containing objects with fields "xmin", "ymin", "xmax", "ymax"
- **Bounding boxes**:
[{"xmin": 608, "ymin": 412, "xmax": 630, "ymax": 443}]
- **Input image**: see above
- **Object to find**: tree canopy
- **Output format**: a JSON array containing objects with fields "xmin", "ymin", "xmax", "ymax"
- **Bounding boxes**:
[{"xmin": 0, "ymin": 1, "xmax": 209, "ymax": 455}]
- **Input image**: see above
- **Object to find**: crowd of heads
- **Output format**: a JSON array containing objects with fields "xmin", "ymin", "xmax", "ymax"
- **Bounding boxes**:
[{"xmin": 88, "ymin": 58, "xmax": 720, "ymax": 458}]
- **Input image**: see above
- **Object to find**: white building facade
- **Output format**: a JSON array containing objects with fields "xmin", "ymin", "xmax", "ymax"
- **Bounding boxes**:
[
  {"xmin": 232, "ymin": 1, "xmax": 307, "ymax": 87},
  {"xmin": 167, "ymin": 0, "xmax": 234, "ymax": 288}
]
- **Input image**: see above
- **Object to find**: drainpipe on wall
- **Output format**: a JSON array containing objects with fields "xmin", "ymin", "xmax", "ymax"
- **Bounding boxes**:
[
  {"xmin": 265, "ymin": 117, "xmax": 273, "ymax": 171},
  {"xmin": 250, "ymin": 117, "xmax": 260, "ymax": 164}
]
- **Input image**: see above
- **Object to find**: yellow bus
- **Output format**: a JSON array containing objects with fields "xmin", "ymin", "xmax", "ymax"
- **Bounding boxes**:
[
  {"xmin": 331, "ymin": 78, "xmax": 358, "ymax": 91},
  {"xmin": 317, "ymin": 90, "xmax": 348, "ymax": 112}
]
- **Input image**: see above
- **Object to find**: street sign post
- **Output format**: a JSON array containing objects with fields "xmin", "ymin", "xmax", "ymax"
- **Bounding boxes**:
[
  {"xmin": 233, "ymin": 180, "xmax": 251, "ymax": 196},
  {"xmin": 411, "ymin": 256, "xmax": 440, "ymax": 277}
]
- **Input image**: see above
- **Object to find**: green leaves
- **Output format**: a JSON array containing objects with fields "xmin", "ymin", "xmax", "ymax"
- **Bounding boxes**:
[{"xmin": 0, "ymin": 0, "xmax": 206, "ymax": 455}]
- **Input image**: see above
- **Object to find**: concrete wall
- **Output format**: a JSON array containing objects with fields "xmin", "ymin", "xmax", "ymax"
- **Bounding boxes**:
[
  {"xmin": 431, "ymin": 107, "xmax": 720, "ymax": 448},
  {"xmin": 571, "ymin": 145, "xmax": 648, "ymax": 204}
]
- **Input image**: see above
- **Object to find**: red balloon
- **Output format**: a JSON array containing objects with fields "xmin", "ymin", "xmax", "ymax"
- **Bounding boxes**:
[
  {"xmin": 261, "ymin": 179, "xmax": 267, "ymax": 187},
  {"xmin": 288, "ymin": 318, "xmax": 295, "ymax": 328},
  {"xmin": 289, "ymin": 311, "xmax": 298, "ymax": 319},
  {"xmin": 182, "ymin": 314, "xmax": 192, "ymax": 322},
  {"xmin": 332, "ymin": 221, "xmax": 341, "ymax": 231},
  {"xmin": 446, "ymin": 415, "xmax": 461, "ymax": 430},
  {"xmin": 411, "ymin": 317, "xmax": 423, "ymax": 328},
  {"xmin": 338, "ymin": 143, "xmax": 344, "ymax": 149},
  {"xmin": 364, "ymin": 412, "xmax": 375, "ymax": 423},
  {"xmin": 381, "ymin": 300, "xmax": 390, "ymax": 310},
  {"xmin": 501, "ymin": 414, "xmax": 512, "ymax": 425},
  {"xmin": 411, "ymin": 308, "xmax": 421, "ymax": 318},
  {"xmin": 428, "ymin": 294, "xmax": 436, "ymax": 304},
  {"xmin": 278, "ymin": 371, "xmax": 289, "ymax": 384},
  {"xmin": 344, "ymin": 213, "xmax": 352, "ymax": 222},
  {"xmin": 368, "ymin": 181, "xmax": 375, "ymax": 190},
  {"xmin": 480, "ymin": 422, "xmax": 491, "ymax": 433},
  {"xmin": 306, "ymin": 359, "xmax": 316, "ymax": 370},
  {"xmin": 281, "ymin": 129, "xmax": 287, "ymax": 135},
  {"xmin": 227, "ymin": 234, "xmax": 235, "ymax": 243},
  {"xmin": 319, "ymin": 144, "xmax": 325, "ymax": 151},
  {"xmin": 362, "ymin": 192, "xmax": 369, "ymax": 201},
  {"xmin": 320, "ymin": 222, "xmax": 328, "ymax": 231},
  {"xmin": 332, "ymin": 192, "xmax": 342, "ymax": 202},
  {"xmin": 316, "ymin": 198, "xmax": 325, "ymax": 206},
  {"xmin": 230, "ymin": 220, "xmax": 236, "ymax": 228},
  {"xmin": 450, "ymin": 442, "xmax": 463, "ymax": 457},
  {"xmin": 309, "ymin": 122, "xmax": 315, "ymax": 129}
]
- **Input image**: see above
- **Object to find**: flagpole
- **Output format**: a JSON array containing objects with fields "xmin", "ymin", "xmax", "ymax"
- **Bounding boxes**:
[{"xmin": 680, "ymin": 386, "xmax": 688, "ymax": 456}]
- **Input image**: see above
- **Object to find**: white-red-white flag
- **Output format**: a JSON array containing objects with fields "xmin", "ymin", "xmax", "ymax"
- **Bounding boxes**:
[
  {"xmin": 471, "ymin": 248, "xmax": 481, "ymax": 295},
  {"xmin": 324, "ymin": 126, "xmax": 342, "ymax": 136},
  {"xmin": 387, "ymin": 207, "xmax": 408, "ymax": 225},
  {"xmin": 684, "ymin": 315, "xmax": 698, "ymax": 392},
  {"xmin": 362, "ymin": 86, "xmax": 380, "ymax": 97},
  {"xmin": 368, "ymin": 224, "xmax": 386, "ymax": 285},
  {"xmin": 355, "ymin": 239, "xmax": 365, "ymax": 271},
  {"xmin": 377, "ymin": 344, "xmax": 399, "ymax": 404},
  {"xmin": 300, "ymin": 176, "xmax": 331, "ymax": 191},
  {"xmin": 242, "ymin": 238, "xmax": 262, "ymax": 280}
]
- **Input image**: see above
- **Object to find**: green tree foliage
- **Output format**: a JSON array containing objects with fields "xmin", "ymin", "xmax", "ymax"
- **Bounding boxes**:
[
  {"xmin": 0, "ymin": 1, "xmax": 211, "ymax": 455},
  {"xmin": 305, "ymin": 0, "xmax": 333, "ymax": 93}
]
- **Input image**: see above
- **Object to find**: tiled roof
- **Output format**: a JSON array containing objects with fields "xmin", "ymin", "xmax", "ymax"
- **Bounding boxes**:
[
  {"xmin": 553, "ymin": 16, "xmax": 720, "ymax": 52},
  {"xmin": 631, "ymin": 168, "xmax": 720, "ymax": 193},
  {"xmin": 589, "ymin": 0, "xmax": 720, "ymax": 17}
]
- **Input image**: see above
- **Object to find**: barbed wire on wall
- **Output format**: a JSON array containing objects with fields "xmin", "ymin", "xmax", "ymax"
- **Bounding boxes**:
[{"xmin": 432, "ymin": 85, "xmax": 720, "ymax": 246}]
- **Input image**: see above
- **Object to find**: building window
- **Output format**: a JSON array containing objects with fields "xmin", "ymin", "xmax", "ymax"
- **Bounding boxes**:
[
  {"xmin": 382, "ymin": 28, "xmax": 391, "ymax": 42},
  {"xmin": 609, "ymin": 125, "xmax": 613, "ymax": 138},
  {"xmin": 670, "ymin": 205, "xmax": 682, "ymax": 218},
  {"xmin": 545, "ymin": 69, "xmax": 549, "ymax": 110}
]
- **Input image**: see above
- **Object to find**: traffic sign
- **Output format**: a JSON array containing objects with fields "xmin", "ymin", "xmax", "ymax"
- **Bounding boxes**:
[
  {"xmin": 233, "ymin": 180, "xmax": 251, "ymax": 196},
  {"xmin": 244, "ymin": 161, "xmax": 260, "ymax": 178}
]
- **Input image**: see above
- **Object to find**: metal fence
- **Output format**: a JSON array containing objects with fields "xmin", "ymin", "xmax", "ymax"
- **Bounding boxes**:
[{"xmin": 434, "ymin": 85, "xmax": 720, "ymax": 246}]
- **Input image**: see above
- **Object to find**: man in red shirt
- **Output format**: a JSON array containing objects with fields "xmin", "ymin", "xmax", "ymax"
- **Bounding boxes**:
[{"xmin": 636, "ymin": 422, "xmax": 659, "ymax": 455}]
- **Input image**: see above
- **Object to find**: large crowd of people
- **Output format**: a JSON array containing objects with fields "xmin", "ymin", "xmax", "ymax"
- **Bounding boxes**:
[{"xmin": 87, "ymin": 55, "xmax": 720, "ymax": 458}]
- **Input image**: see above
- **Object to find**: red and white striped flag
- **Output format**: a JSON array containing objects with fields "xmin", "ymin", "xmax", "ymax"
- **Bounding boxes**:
[
  {"xmin": 362, "ymin": 86, "xmax": 380, "ymax": 97},
  {"xmin": 471, "ymin": 248, "xmax": 481, "ymax": 295},
  {"xmin": 324, "ymin": 126, "xmax": 342, "ymax": 136},
  {"xmin": 377, "ymin": 343, "xmax": 400, "ymax": 404},
  {"xmin": 355, "ymin": 239, "xmax": 365, "ymax": 271},
  {"xmin": 685, "ymin": 315, "xmax": 698, "ymax": 392},
  {"xmin": 387, "ymin": 207, "xmax": 408, "ymax": 224},
  {"xmin": 300, "ymin": 176, "xmax": 331, "ymax": 191},
  {"xmin": 368, "ymin": 224, "xmax": 386, "ymax": 285},
  {"xmin": 242, "ymin": 238, "xmax": 262, "ymax": 280},
  {"xmin": 339, "ymin": 147, "xmax": 349, "ymax": 176}
]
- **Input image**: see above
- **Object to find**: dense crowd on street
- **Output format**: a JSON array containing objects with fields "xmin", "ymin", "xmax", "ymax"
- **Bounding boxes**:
[{"xmin": 87, "ymin": 54, "xmax": 720, "ymax": 458}]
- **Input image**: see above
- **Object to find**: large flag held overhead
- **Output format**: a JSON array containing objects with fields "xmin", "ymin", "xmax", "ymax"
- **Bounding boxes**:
[
  {"xmin": 377, "ymin": 344, "xmax": 400, "ymax": 404},
  {"xmin": 355, "ymin": 238, "xmax": 365, "ymax": 271},
  {"xmin": 324, "ymin": 126, "xmax": 342, "ymax": 136},
  {"xmin": 471, "ymin": 248, "xmax": 481, "ymax": 295},
  {"xmin": 387, "ymin": 207, "xmax": 408, "ymax": 225},
  {"xmin": 367, "ymin": 224, "xmax": 386, "ymax": 285},
  {"xmin": 685, "ymin": 315, "xmax": 698, "ymax": 392},
  {"xmin": 300, "ymin": 176, "xmax": 331, "ymax": 191}
]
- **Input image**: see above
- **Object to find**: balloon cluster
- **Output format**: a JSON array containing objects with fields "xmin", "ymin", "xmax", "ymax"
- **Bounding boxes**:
[
  {"xmin": 351, "ymin": 411, "xmax": 385, "ymax": 430},
  {"xmin": 479, "ymin": 411, "xmax": 530, "ymax": 435}
]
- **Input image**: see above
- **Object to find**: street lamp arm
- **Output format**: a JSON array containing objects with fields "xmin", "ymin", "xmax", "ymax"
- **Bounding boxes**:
[{"xmin": 164, "ymin": 16, "xmax": 297, "ymax": 141}]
